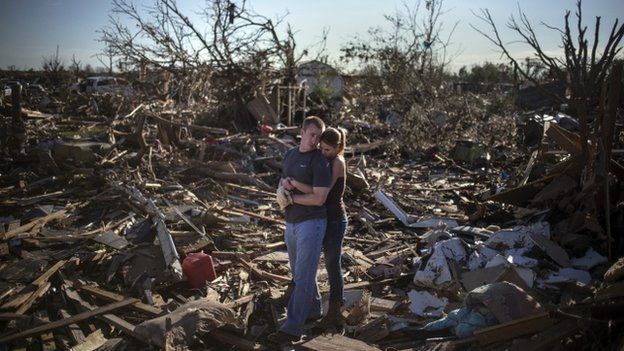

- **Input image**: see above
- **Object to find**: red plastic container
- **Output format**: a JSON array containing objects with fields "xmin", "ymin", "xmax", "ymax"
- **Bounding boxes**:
[
  {"xmin": 183, "ymin": 252, "xmax": 217, "ymax": 288},
  {"xmin": 261, "ymin": 123, "xmax": 273, "ymax": 135}
]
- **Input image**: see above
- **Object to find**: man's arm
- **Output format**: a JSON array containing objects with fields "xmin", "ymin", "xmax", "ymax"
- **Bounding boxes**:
[
  {"xmin": 287, "ymin": 177, "xmax": 313, "ymax": 194},
  {"xmin": 292, "ymin": 186, "xmax": 330, "ymax": 206},
  {"xmin": 290, "ymin": 158, "xmax": 343, "ymax": 193},
  {"xmin": 280, "ymin": 177, "xmax": 295, "ymax": 191}
]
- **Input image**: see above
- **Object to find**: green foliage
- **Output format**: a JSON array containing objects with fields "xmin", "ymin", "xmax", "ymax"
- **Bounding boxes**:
[
  {"xmin": 457, "ymin": 61, "xmax": 514, "ymax": 84},
  {"xmin": 309, "ymin": 72, "xmax": 336, "ymax": 105}
]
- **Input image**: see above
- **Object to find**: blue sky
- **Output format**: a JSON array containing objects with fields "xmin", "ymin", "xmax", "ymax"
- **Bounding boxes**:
[{"xmin": 0, "ymin": 0, "xmax": 622, "ymax": 72}]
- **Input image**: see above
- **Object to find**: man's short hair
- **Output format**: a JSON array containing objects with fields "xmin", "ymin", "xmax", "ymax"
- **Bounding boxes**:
[{"xmin": 302, "ymin": 116, "xmax": 325, "ymax": 131}]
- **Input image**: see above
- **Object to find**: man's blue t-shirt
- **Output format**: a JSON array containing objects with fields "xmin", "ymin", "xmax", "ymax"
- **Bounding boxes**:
[{"xmin": 281, "ymin": 147, "xmax": 331, "ymax": 223}]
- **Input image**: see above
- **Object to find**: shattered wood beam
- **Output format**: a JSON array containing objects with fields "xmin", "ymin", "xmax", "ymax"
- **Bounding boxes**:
[
  {"xmin": 544, "ymin": 123, "xmax": 582, "ymax": 154},
  {"xmin": 0, "ymin": 298, "xmax": 138, "ymax": 344},
  {"xmin": 221, "ymin": 208, "xmax": 285, "ymax": 225},
  {"xmin": 344, "ymin": 236, "xmax": 386, "ymax": 245},
  {"xmin": 1, "ymin": 259, "xmax": 67, "ymax": 311},
  {"xmin": 264, "ymin": 241, "xmax": 286, "ymax": 250},
  {"xmin": 3, "ymin": 209, "xmax": 66, "ymax": 240},
  {"xmin": 15, "ymin": 282, "xmax": 50, "ymax": 315},
  {"xmin": 345, "ymin": 140, "xmax": 390, "ymax": 155},
  {"xmin": 238, "ymin": 258, "xmax": 291, "ymax": 284},
  {"xmin": 544, "ymin": 123, "xmax": 624, "ymax": 181},
  {"xmin": 125, "ymin": 104, "xmax": 144, "ymax": 119},
  {"xmin": 99, "ymin": 313, "xmax": 139, "ymax": 339},
  {"xmin": 59, "ymin": 309, "xmax": 86, "ymax": 344},
  {"xmin": 163, "ymin": 197, "xmax": 208, "ymax": 239},
  {"xmin": 190, "ymin": 163, "xmax": 273, "ymax": 192},
  {"xmin": 32, "ymin": 260, "xmax": 67, "ymax": 286},
  {"xmin": 209, "ymin": 329, "xmax": 264, "ymax": 351},
  {"xmin": 485, "ymin": 173, "xmax": 559, "ymax": 206},
  {"xmin": 32, "ymin": 259, "xmax": 68, "ymax": 286},
  {"xmin": 78, "ymin": 285, "xmax": 162, "ymax": 316},
  {"xmin": 146, "ymin": 112, "xmax": 228, "ymax": 136},
  {"xmin": 64, "ymin": 284, "xmax": 146, "ymax": 343},
  {"xmin": 123, "ymin": 185, "xmax": 183, "ymax": 280},
  {"xmin": 225, "ymin": 294, "xmax": 255, "ymax": 309},
  {"xmin": 300, "ymin": 333, "xmax": 383, "ymax": 350},
  {"xmin": 342, "ymin": 277, "xmax": 403, "ymax": 291},
  {"xmin": 14, "ymin": 190, "xmax": 68, "ymax": 206},
  {"xmin": 473, "ymin": 312, "xmax": 555, "ymax": 345},
  {"xmin": 224, "ymin": 182, "xmax": 275, "ymax": 197}
]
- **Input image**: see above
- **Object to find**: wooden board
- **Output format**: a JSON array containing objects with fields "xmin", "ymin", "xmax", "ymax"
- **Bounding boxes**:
[
  {"xmin": 79, "ymin": 285, "xmax": 162, "ymax": 316},
  {"xmin": 473, "ymin": 312, "xmax": 555, "ymax": 345},
  {"xmin": 0, "ymin": 298, "xmax": 138, "ymax": 344},
  {"xmin": 293, "ymin": 334, "xmax": 381, "ymax": 351}
]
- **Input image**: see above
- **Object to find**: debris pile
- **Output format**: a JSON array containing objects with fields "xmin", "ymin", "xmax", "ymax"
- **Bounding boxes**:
[{"xmin": 0, "ymin": 68, "xmax": 623, "ymax": 351}]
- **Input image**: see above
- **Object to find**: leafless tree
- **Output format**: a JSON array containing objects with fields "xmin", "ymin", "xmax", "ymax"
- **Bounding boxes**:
[
  {"xmin": 472, "ymin": 1, "xmax": 623, "ymax": 159},
  {"xmin": 41, "ymin": 45, "xmax": 64, "ymax": 74},
  {"xmin": 69, "ymin": 55, "xmax": 82, "ymax": 76},
  {"xmin": 472, "ymin": 0, "xmax": 624, "ymax": 251},
  {"xmin": 95, "ymin": 45, "xmax": 116, "ymax": 76},
  {"xmin": 41, "ymin": 45, "xmax": 66, "ymax": 86},
  {"xmin": 341, "ymin": 0, "xmax": 458, "ymax": 105},
  {"xmin": 98, "ymin": 0, "xmax": 310, "ymax": 107}
]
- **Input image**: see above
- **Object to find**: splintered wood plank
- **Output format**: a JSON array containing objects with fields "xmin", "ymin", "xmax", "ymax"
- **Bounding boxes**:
[
  {"xmin": 210, "ymin": 329, "xmax": 264, "ymax": 351},
  {"xmin": 238, "ymin": 258, "xmax": 291, "ymax": 284},
  {"xmin": 485, "ymin": 174, "xmax": 558, "ymax": 206},
  {"xmin": 225, "ymin": 294, "xmax": 254, "ymax": 309},
  {"xmin": 224, "ymin": 182, "xmax": 275, "ymax": 197},
  {"xmin": 222, "ymin": 208, "xmax": 285, "ymax": 225},
  {"xmin": 3, "ymin": 210, "xmax": 67, "ymax": 240},
  {"xmin": 69, "ymin": 329, "xmax": 108, "ymax": 351},
  {"xmin": 78, "ymin": 285, "xmax": 161, "ymax": 316},
  {"xmin": 16, "ymin": 282, "xmax": 50, "ymax": 315},
  {"xmin": 63, "ymin": 286, "xmax": 144, "ymax": 343},
  {"xmin": 38, "ymin": 309, "xmax": 57, "ymax": 351},
  {"xmin": 98, "ymin": 313, "xmax": 139, "ymax": 338},
  {"xmin": 0, "ymin": 298, "xmax": 138, "ymax": 344},
  {"xmin": 508, "ymin": 320, "xmax": 578, "ymax": 351},
  {"xmin": 342, "ymin": 277, "xmax": 402, "ymax": 291},
  {"xmin": 473, "ymin": 312, "xmax": 555, "ymax": 345},
  {"xmin": 33, "ymin": 260, "xmax": 67, "ymax": 286},
  {"xmin": 370, "ymin": 297, "xmax": 399, "ymax": 313},
  {"xmin": 295, "ymin": 334, "xmax": 382, "ymax": 351},
  {"xmin": 3, "ymin": 260, "xmax": 67, "ymax": 312},
  {"xmin": 59, "ymin": 309, "xmax": 86, "ymax": 344},
  {"xmin": 163, "ymin": 197, "xmax": 206, "ymax": 238}
]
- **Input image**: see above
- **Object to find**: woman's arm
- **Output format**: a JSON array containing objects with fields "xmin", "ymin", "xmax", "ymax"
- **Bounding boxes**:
[
  {"xmin": 290, "ymin": 157, "xmax": 345, "ymax": 193},
  {"xmin": 329, "ymin": 157, "xmax": 345, "ymax": 189},
  {"xmin": 287, "ymin": 177, "xmax": 313, "ymax": 194}
]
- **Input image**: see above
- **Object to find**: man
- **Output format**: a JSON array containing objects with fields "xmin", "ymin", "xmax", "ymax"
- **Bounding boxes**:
[{"xmin": 268, "ymin": 116, "xmax": 331, "ymax": 343}]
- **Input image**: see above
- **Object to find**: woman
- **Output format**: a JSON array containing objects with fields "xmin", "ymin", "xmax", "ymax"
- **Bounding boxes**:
[{"xmin": 285, "ymin": 127, "xmax": 347, "ymax": 329}]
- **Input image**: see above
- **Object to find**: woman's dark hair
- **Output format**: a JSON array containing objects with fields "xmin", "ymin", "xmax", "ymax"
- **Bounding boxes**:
[{"xmin": 320, "ymin": 127, "xmax": 347, "ymax": 155}]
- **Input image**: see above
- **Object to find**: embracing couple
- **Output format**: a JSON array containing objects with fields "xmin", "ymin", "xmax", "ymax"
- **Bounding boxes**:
[{"xmin": 269, "ymin": 116, "xmax": 348, "ymax": 344}]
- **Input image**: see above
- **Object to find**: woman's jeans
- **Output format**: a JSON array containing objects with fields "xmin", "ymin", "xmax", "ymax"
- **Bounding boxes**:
[
  {"xmin": 323, "ymin": 217, "xmax": 347, "ymax": 303},
  {"xmin": 281, "ymin": 218, "xmax": 326, "ymax": 336}
]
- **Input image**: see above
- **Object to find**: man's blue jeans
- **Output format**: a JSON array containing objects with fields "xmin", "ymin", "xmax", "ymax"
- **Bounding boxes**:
[
  {"xmin": 323, "ymin": 218, "xmax": 347, "ymax": 303},
  {"xmin": 280, "ymin": 218, "xmax": 326, "ymax": 336}
]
